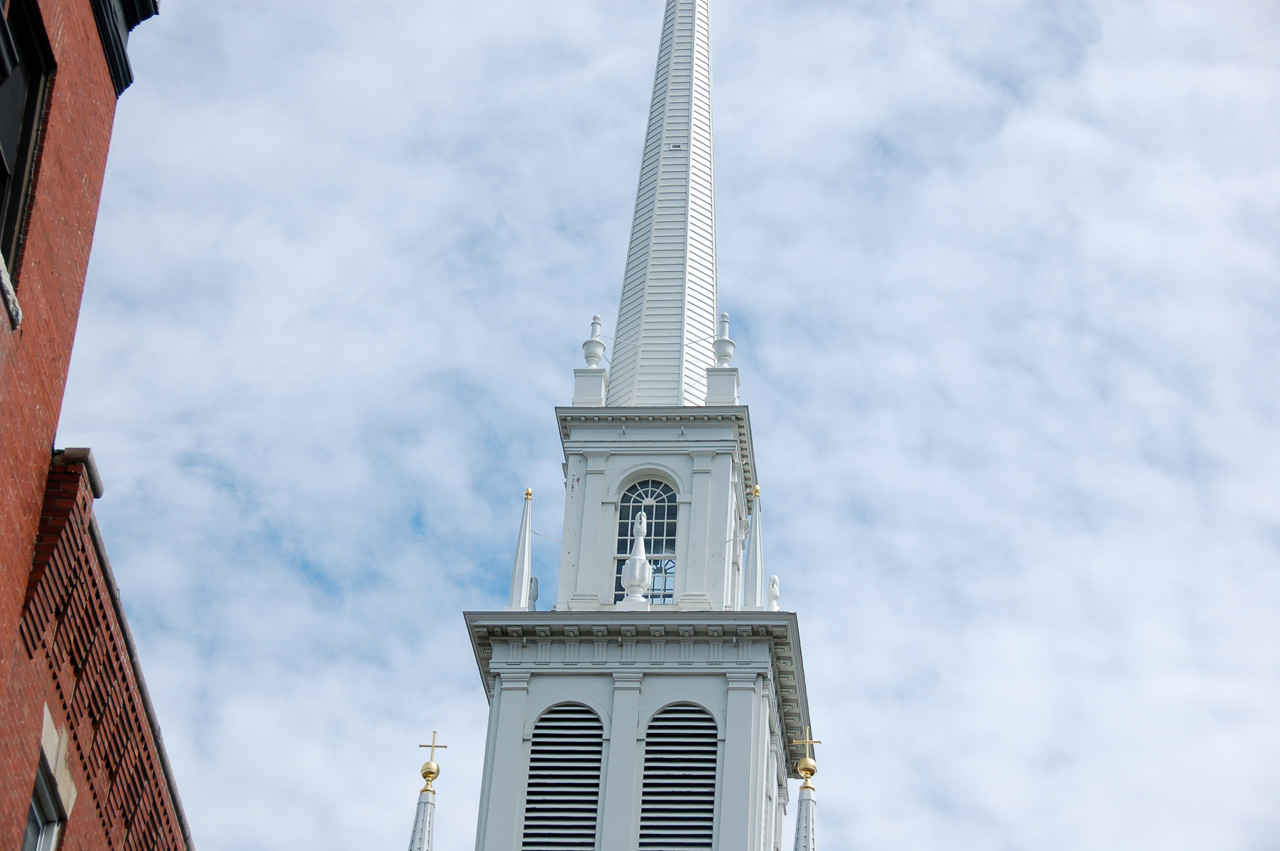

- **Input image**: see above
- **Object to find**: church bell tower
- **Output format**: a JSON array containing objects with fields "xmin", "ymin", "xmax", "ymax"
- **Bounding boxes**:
[{"xmin": 461, "ymin": 2, "xmax": 817, "ymax": 849}]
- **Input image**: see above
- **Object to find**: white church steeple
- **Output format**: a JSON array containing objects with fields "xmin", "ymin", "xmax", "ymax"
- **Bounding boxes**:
[{"xmin": 459, "ymin": 3, "xmax": 817, "ymax": 850}]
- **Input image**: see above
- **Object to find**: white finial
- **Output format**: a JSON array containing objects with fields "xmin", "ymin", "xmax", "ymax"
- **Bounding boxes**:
[
  {"xmin": 713, "ymin": 312, "xmax": 736, "ymax": 368},
  {"xmin": 506, "ymin": 489, "xmax": 535, "ymax": 611},
  {"xmin": 528, "ymin": 575, "xmax": 539, "ymax": 611},
  {"xmin": 583, "ymin": 315, "xmax": 605, "ymax": 368},
  {"xmin": 767, "ymin": 575, "xmax": 781, "ymax": 611},
  {"xmin": 617, "ymin": 510, "xmax": 651, "ymax": 610}
]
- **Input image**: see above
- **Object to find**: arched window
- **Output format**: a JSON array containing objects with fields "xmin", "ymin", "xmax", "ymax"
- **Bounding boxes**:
[
  {"xmin": 615, "ymin": 479, "xmax": 678, "ymax": 604},
  {"xmin": 521, "ymin": 704, "xmax": 604, "ymax": 851},
  {"xmin": 639, "ymin": 704, "xmax": 719, "ymax": 849}
]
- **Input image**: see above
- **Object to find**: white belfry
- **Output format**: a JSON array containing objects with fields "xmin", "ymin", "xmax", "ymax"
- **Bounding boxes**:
[{"xmin": 607, "ymin": 0, "xmax": 719, "ymax": 407}]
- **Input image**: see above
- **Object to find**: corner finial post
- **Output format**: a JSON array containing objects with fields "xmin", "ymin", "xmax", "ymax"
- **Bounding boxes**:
[
  {"xmin": 583, "ymin": 315, "xmax": 605, "ymax": 368},
  {"xmin": 506, "ymin": 489, "xmax": 535, "ymax": 611},
  {"xmin": 713, "ymin": 312, "xmax": 736, "ymax": 367}
]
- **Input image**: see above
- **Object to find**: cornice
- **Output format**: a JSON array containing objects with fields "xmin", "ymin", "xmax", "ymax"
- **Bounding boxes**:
[
  {"xmin": 89, "ymin": 0, "xmax": 159, "ymax": 96},
  {"xmin": 463, "ymin": 609, "xmax": 811, "ymax": 777},
  {"xmin": 555, "ymin": 405, "xmax": 756, "ymax": 491}
]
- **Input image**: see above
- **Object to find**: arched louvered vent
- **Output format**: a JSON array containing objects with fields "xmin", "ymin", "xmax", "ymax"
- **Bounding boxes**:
[
  {"xmin": 639, "ymin": 703, "xmax": 719, "ymax": 850},
  {"xmin": 521, "ymin": 704, "xmax": 604, "ymax": 851}
]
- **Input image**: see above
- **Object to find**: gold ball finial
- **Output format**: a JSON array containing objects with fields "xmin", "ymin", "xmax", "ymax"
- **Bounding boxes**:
[
  {"xmin": 791, "ymin": 726, "xmax": 820, "ymax": 791},
  {"xmin": 525, "ymin": 488, "xmax": 533, "ymax": 499},
  {"xmin": 420, "ymin": 760, "xmax": 440, "ymax": 793},
  {"xmin": 797, "ymin": 756, "xmax": 817, "ymax": 790},
  {"xmin": 753, "ymin": 484, "xmax": 761, "ymax": 498}
]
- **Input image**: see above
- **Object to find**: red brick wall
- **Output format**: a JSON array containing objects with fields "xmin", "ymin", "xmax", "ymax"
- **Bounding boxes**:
[
  {"xmin": 0, "ymin": 0, "xmax": 120, "ymax": 688},
  {"xmin": 0, "ymin": 0, "xmax": 180, "ymax": 847},
  {"xmin": 1, "ymin": 458, "xmax": 186, "ymax": 851}
]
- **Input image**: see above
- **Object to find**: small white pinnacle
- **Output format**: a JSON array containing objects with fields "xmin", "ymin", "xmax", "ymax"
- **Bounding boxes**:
[
  {"xmin": 713, "ymin": 312, "xmax": 736, "ymax": 367},
  {"xmin": 583, "ymin": 315, "xmax": 605, "ymax": 368}
]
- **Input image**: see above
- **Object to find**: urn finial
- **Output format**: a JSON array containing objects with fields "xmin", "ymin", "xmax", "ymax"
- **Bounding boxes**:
[
  {"xmin": 583, "ymin": 315, "xmax": 605, "ymax": 368},
  {"xmin": 713, "ymin": 312, "xmax": 736, "ymax": 367}
]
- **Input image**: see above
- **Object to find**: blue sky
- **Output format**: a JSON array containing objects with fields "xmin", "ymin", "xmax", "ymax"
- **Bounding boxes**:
[{"xmin": 57, "ymin": 1, "xmax": 1280, "ymax": 849}]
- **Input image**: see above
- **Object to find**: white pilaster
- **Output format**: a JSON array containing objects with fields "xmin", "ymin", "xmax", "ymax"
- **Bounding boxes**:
[
  {"xmin": 599, "ymin": 672, "xmax": 644, "ymax": 851},
  {"xmin": 475, "ymin": 672, "xmax": 530, "ymax": 851},
  {"xmin": 719, "ymin": 670, "xmax": 764, "ymax": 849}
]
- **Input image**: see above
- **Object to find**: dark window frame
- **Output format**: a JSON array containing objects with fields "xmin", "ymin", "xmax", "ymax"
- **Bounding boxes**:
[
  {"xmin": 0, "ymin": 0, "xmax": 53, "ymax": 280},
  {"xmin": 22, "ymin": 760, "xmax": 64, "ymax": 851}
]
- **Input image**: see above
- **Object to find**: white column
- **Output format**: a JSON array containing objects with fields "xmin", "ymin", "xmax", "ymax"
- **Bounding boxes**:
[
  {"xmin": 679, "ymin": 450, "xmax": 715, "ymax": 610},
  {"xmin": 719, "ymin": 671, "xmax": 763, "ymax": 850},
  {"xmin": 558, "ymin": 453, "xmax": 588, "ymax": 609},
  {"xmin": 567, "ymin": 451, "xmax": 609, "ymax": 609},
  {"xmin": 600, "ymin": 672, "xmax": 644, "ymax": 851},
  {"xmin": 476, "ymin": 672, "xmax": 530, "ymax": 851}
]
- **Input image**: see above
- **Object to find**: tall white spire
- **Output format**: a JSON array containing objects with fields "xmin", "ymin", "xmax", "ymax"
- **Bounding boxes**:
[
  {"xmin": 506, "ymin": 489, "xmax": 534, "ymax": 611},
  {"xmin": 606, "ymin": 0, "xmax": 718, "ymax": 407}
]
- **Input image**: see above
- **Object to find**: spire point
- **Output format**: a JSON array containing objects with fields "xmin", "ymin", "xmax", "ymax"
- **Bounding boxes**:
[
  {"xmin": 507, "ymin": 490, "xmax": 535, "ymax": 611},
  {"xmin": 607, "ymin": 0, "xmax": 720, "ymax": 406}
]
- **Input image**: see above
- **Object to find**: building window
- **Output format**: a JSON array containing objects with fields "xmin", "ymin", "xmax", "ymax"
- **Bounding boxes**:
[
  {"xmin": 521, "ymin": 703, "xmax": 604, "ymax": 851},
  {"xmin": 639, "ymin": 704, "xmax": 719, "ymax": 850},
  {"xmin": 614, "ymin": 479, "xmax": 678, "ymax": 604},
  {"xmin": 22, "ymin": 766, "xmax": 63, "ymax": 851},
  {"xmin": 0, "ymin": 0, "xmax": 52, "ymax": 277}
]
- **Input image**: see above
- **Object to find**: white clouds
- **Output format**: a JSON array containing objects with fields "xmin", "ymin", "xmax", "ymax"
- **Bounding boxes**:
[{"xmin": 56, "ymin": 1, "xmax": 1280, "ymax": 849}]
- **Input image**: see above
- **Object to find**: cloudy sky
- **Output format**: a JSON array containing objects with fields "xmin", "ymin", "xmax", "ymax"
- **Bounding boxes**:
[{"xmin": 56, "ymin": 1, "xmax": 1280, "ymax": 849}]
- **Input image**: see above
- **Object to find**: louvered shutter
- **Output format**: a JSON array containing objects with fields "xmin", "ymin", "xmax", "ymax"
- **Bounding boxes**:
[
  {"xmin": 521, "ymin": 704, "xmax": 604, "ymax": 851},
  {"xmin": 639, "ymin": 704, "xmax": 719, "ymax": 850}
]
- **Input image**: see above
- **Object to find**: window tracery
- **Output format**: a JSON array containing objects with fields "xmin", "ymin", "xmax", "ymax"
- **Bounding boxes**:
[{"xmin": 615, "ymin": 479, "xmax": 677, "ymax": 604}]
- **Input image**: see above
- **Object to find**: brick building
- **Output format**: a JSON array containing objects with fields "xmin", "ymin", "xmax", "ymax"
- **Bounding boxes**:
[{"xmin": 0, "ymin": 1, "xmax": 193, "ymax": 850}]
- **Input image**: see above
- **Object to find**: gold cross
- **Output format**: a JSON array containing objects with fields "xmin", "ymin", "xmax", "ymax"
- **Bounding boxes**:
[
  {"xmin": 419, "ymin": 731, "xmax": 448, "ymax": 762},
  {"xmin": 791, "ymin": 726, "xmax": 821, "ymax": 759}
]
